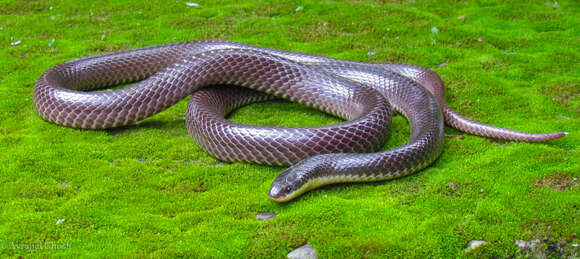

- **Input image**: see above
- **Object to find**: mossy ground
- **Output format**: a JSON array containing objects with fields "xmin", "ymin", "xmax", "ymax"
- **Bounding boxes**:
[{"xmin": 1, "ymin": 0, "xmax": 578, "ymax": 257}]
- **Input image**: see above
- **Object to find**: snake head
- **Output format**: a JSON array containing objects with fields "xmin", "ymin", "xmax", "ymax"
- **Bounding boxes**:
[{"xmin": 268, "ymin": 155, "xmax": 330, "ymax": 202}]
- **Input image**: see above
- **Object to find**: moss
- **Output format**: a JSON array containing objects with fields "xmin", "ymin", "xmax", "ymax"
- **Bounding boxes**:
[{"xmin": 0, "ymin": 0, "xmax": 578, "ymax": 257}]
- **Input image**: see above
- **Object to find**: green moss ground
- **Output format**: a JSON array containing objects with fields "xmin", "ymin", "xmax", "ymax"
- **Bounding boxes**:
[{"xmin": 1, "ymin": 0, "xmax": 578, "ymax": 257}]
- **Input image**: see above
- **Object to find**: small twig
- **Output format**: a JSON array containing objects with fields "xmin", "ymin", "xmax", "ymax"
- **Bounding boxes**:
[{"xmin": 445, "ymin": 134, "xmax": 465, "ymax": 139}]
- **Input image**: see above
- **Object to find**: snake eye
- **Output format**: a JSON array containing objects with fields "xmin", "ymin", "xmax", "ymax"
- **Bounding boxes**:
[{"xmin": 285, "ymin": 186, "xmax": 293, "ymax": 193}]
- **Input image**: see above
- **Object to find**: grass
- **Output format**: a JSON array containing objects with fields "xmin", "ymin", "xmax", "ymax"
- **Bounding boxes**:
[{"xmin": 0, "ymin": 0, "xmax": 578, "ymax": 257}]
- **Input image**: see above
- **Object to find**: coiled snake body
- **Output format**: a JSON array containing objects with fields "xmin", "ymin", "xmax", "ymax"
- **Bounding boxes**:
[{"xmin": 34, "ymin": 41, "xmax": 566, "ymax": 202}]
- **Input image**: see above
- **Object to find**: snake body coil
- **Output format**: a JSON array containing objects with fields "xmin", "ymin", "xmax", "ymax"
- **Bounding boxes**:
[{"xmin": 34, "ymin": 41, "xmax": 566, "ymax": 202}]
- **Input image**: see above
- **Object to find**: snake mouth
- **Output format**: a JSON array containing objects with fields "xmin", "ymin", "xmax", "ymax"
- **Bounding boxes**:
[
  {"xmin": 267, "ymin": 185, "xmax": 287, "ymax": 202},
  {"xmin": 268, "ymin": 170, "xmax": 312, "ymax": 203},
  {"xmin": 268, "ymin": 183, "xmax": 310, "ymax": 203},
  {"xmin": 268, "ymin": 181, "xmax": 297, "ymax": 202}
]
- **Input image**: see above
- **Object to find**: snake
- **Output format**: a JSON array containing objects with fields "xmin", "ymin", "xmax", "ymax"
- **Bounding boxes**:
[{"xmin": 34, "ymin": 41, "xmax": 566, "ymax": 202}]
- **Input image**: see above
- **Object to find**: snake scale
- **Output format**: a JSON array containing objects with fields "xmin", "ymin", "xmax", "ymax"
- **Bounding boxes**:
[{"xmin": 34, "ymin": 41, "xmax": 566, "ymax": 202}]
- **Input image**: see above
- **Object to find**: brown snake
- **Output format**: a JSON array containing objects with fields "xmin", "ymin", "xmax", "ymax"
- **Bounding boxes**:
[{"xmin": 33, "ymin": 41, "xmax": 566, "ymax": 202}]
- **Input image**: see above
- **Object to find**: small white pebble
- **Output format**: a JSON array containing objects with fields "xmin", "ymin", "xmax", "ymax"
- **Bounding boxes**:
[
  {"xmin": 51, "ymin": 15, "xmax": 55, "ymax": 20},
  {"xmin": 185, "ymin": 2, "xmax": 199, "ymax": 7},
  {"xmin": 465, "ymin": 240, "xmax": 488, "ymax": 251},
  {"xmin": 56, "ymin": 218, "xmax": 65, "ymax": 224},
  {"xmin": 367, "ymin": 51, "xmax": 375, "ymax": 56},
  {"xmin": 49, "ymin": 6, "xmax": 54, "ymax": 10},
  {"xmin": 295, "ymin": 6, "xmax": 304, "ymax": 11},
  {"xmin": 431, "ymin": 27, "xmax": 439, "ymax": 34},
  {"xmin": 546, "ymin": 1, "xmax": 560, "ymax": 8},
  {"xmin": 516, "ymin": 239, "xmax": 541, "ymax": 250},
  {"xmin": 288, "ymin": 244, "xmax": 317, "ymax": 259},
  {"xmin": 48, "ymin": 38, "xmax": 55, "ymax": 47},
  {"xmin": 10, "ymin": 40, "xmax": 21, "ymax": 46},
  {"xmin": 256, "ymin": 212, "xmax": 277, "ymax": 221}
]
